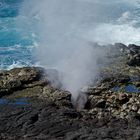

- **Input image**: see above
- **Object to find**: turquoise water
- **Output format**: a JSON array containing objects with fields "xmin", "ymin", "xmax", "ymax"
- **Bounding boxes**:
[
  {"xmin": 0, "ymin": 0, "xmax": 140, "ymax": 69},
  {"xmin": 0, "ymin": 0, "xmax": 36, "ymax": 69}
]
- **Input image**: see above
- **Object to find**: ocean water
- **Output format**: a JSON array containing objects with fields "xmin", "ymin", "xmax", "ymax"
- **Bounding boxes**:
[
  {"xmin": 0, "ymin": 0, "xmax": 36, "ymax": 69},
  {"xmin": 0, "ymin": 0, "xmax": 140, "ymax": 70}
]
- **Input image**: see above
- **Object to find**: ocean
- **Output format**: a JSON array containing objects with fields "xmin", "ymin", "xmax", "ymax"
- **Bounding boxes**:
[
  {"xmin": 0, "ymin": 0, "xmax": 36, "ymax": 69},
  {"xmin": 0, "ymin": 0, "xmax": 140, "ymax": 70}
]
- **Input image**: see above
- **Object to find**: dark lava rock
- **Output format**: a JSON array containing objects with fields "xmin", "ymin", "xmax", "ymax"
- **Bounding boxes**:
[
  {"xmin": 128, "ymin": 54, "xmax": 140, "ymax": 66},
  {"xmin": 117, "ymin": 75, "xmax": 130, "ymax": 83},
  {"xmin": 128, "ymin": 44, "xmax": 140, "ymax": 54},
  {"xmin": 124, "ymin": 44, "xmax": 140, "ymax": 66},
  {"xmin": 0, "ymin": 102, "xmax": 140, "ymax": 140},
  {"xmin": 0, "ymin": 42, "xmax": 140, "ymax": 140},
  {"xmin": 95, "ymin": 99, "xmax": 106, "ymax": 108},
  {"xmin": 118, "ymin": 94, "xmax": 129, "ymax": 104}
]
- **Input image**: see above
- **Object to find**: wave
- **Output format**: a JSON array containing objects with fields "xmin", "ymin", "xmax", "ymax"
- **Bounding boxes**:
[
  {"xmin": 83, "ymin": 6, "xmax": 140, "ymax": 45},
  {"xmin": 90, "ymin": 23, "xmax": 140, "ymax": 45}
]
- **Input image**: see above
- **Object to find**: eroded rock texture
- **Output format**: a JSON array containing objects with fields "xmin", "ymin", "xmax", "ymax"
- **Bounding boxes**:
[{"xmin": 0, "ymin": 43, "xmax": 140, "ymax": 140}]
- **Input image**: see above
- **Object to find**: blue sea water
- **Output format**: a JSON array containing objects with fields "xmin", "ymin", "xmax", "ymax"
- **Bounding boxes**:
[
  {"xmin": 0, "ymin": 0, "xmax": 140, "ymax": 70},
  {"xmin": 0, "ymin": 0, "xmax": 36, "ymax": 69}
]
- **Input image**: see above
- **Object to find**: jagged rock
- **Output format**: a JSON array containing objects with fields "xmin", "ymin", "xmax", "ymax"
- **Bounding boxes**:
[
  {"xmin": 131, "ymin": 104, "xmax": 138, "ymax": 112},
  {"xmin": 128, "ymin": 44, "xmax": 140, "ymax": 54},
  {"xmin": 0, "ymin": 103, "xmax": 140, "ymax": 140},
  {"xmin": 118, "ymin": 94, "xmax": 129, "ymax": 105},
  {"xmin": 95, "ymin": 99, "xmax": 106, "ymax": 108},
  {"xmin": 117, "ymin": 75, "xmax": 130, "ymax": 83},
  {"xmin": 115, "ymin": 43, "xmax": 128, "ymax": 53},
  {"xmin": 128, "ymin": 54, "xmax": 140, "ymax": 66},
  {"xmin": 137, "ymin": 109, "xmax": 140, "ymax": 114},
  {"xmin": 0, "ymin": 42, "xmax": 140, "ymax": 139},
  {"xmin": 0, "ymin": 67, "xmax": 71, "ymax": 107},
  {"xmin": 0, "ymin": 67, "xmax": 45, "ymax": 95}
]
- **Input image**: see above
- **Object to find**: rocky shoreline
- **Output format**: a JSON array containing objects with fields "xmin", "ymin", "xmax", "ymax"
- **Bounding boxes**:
[{"xmin": 0, "ymin": 43, "xmax": 140, "ymax": 140}]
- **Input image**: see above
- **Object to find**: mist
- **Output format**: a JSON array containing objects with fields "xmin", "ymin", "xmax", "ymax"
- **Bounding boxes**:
[{"xmin": 20, "ymin": 0, "xmax": 140, "ymax": 101}]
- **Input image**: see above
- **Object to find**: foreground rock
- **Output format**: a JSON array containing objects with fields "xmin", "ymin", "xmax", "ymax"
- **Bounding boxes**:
[
  {"xmin": 0, "ymin": 102, "xmax": 140, "ymax": 140},
  {"xmin": 0, "ymin": 43, "xmax": 140, "ymax": 139}
]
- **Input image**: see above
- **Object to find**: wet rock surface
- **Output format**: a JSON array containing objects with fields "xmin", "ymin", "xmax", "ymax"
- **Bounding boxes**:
[
  {"xmin": 1, "ymin": 102, "xmax": 140, "ymax": 140},
  {"xmin": 0, "ymin": 43, "xmax": 140, "ymax": 139}
]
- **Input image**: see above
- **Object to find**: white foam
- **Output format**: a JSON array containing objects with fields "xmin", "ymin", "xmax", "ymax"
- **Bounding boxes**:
[
  {"xmin": 86, "ymin": 23, "xmax": 140, "ymax": 45},
  {"xmin": 86, "ymin": 9, "xmax": 140, "ymax": 45},
  {"xmin": 7, "ymin": 61, "xmax": 27, "ymax": 70}
]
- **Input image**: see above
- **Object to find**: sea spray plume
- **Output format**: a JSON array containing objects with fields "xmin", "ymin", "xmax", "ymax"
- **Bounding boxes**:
[{"xmin": 20, "ymin": 0, "xmax": 108, "ymax": 107}]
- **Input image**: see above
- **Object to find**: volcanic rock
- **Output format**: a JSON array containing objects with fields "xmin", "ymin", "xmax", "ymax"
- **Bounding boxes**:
[
  {"xmin": 0, "ymin": 42, "xmax": 140, "ymax": 139},
  {"xmin": 128, "ymin": 54, "xmax": 140, "ymax": 66},
  {"xmin": 0, "ymin": 67, "xmax": 71, "ymax": 107}
]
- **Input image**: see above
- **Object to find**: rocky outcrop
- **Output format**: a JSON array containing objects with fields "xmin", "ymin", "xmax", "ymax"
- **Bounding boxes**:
[
  {"xmin": 0, "ymin": 43, "xmax": 140, "ymax": 140},
  {"xmin": 0, "ymin": 67, "xmax": 44, "ymax": 95},
  {"xmin": 114, "ymin": 43, "xmax": 140, "ymax": 66},
  {"xmin": 128, "ymin": 53, "xmax": 140, "ymax": 66},
  {"xmin": 0, "ymin": 67, "xmax": 71, "ymax": 107},
  {"xmin": 0, "ymin": 102, "xmax": 140, "ymax": 140}
]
